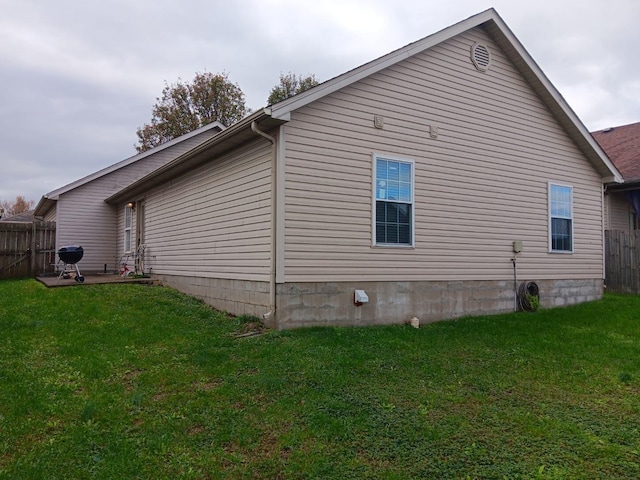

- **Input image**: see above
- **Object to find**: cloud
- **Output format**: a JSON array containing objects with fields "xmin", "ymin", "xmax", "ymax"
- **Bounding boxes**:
[{"xmin": 1, "ymin": 0, "xmax": 639, "ymax": 203}]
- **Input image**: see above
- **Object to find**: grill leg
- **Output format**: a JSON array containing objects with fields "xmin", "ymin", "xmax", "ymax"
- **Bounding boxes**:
[
  {"xmin": 57, "ymin": 263, "xmax": 66, "ymax": 281},
  {"xmin": 74, "ymin": 264, "xmax": 84, "ymax": 283},
  {"xmin": 57, "ymin": 262, "xmax": 71, "ymax": 281}
]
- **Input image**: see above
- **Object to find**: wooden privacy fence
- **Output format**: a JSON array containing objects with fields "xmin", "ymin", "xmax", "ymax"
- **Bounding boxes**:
[
  {"xmin": 0, "ymin": 221, "xmax": 56, "ymax": 279},
  {"xmin": 605, "ymin": 230, "xmax": 640, "ymax": 294}
]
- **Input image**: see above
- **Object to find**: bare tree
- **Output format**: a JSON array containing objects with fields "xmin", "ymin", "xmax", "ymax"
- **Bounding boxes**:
[{"xmin": 0, "ymin": 195, "xmax": 35, "ymax": 218}]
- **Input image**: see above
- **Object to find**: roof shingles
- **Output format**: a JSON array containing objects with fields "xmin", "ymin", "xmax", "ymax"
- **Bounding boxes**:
[
  {"xmin": 0, "ymin": 210, "xmax": 35, "ymax": 223},
  {"xmin": 592, "ymin": 122, "xmax": 640, "ymax": 184}
]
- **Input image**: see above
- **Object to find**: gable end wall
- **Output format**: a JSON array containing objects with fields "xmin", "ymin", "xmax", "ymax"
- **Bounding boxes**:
[
  {"xmin": 270, "ymin": 26, "xmax": 605, "ymax": 327},
  {"xmin": 283, "ymin": 26, "xmax": 604, "ymax": 284}
]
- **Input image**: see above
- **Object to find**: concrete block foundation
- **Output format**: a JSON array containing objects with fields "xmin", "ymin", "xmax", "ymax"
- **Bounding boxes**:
[
  {"xmin": 153, "ymin": 274, "xmax": 270, "ymax": 318},
  {"xmin": 153, "ymin": 274, "xmax": 603, "ymax": 329},
  {"xmin": 276, "ymin": 278, "xmax": 603, "ymax": 329}
]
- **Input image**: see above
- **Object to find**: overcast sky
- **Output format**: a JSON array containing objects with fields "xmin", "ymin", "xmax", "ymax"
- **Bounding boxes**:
[{"xmin": 1, "ymin": 0, "xmax": 639, "ymax": 204}]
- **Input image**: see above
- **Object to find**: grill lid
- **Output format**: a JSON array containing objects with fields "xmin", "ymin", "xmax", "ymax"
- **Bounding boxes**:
[{"xmin": 58, "ymin": 245, "xmax": 84, "ymax": 263}]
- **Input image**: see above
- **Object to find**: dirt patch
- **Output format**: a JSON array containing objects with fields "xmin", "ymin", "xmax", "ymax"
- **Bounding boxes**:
[
  {"xmin": 232, "ymin": 321, "xmax": 268, "ymax": 338},
  {"xmin": 152, "ymin": 391, "xmax": 170, "ymax": 402},
  {"xmin": 122, "ymin": 369, "xmax": 143, "ymax": 393},
  {"xmin": 193, "ymin": 379, "xmax": 222, "ymax": 391},
  {"xmin": 188, "ymin": 425, "xmax": 205, "ymax": 436}
]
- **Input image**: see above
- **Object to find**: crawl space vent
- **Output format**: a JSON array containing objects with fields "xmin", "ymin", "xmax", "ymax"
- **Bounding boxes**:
[{"xmin": 471, "ymin": 43, "xmax": 491, "ymax": 71}]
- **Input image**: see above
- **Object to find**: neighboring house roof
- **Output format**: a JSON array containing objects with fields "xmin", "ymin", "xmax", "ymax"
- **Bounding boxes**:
[
  {"xmin": 34, "ymin": 121, "xmax": 225, "ymax": 216},
  {"xmin": 592, "ymin": 122, "xmax": 640, "ymax": 185},
  {"xmin": 0, "ymin": 209, "xmax": 35, "ymax": 223},
  {"xmin": 107, "ymin": 8, "xmax": 621, "ymax": 205}
]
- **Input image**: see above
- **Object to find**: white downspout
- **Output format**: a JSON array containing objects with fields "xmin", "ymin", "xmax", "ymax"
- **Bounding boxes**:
[
  {"xmin": 602, "ymin": 184, "xmax": 607, "ymax": 284},
  {"xmin": 251, "ymin": 121, "xmax": 277, "ymax": 325}
]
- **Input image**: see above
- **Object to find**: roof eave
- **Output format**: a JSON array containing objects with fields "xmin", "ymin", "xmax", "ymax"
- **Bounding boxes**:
[
  {"xmin": 604, "ymin": 180, "xmax": 640, "ymax": 193},
  {"xmin": 44, "ymin": 121, "xmax": 226, "ymax": 198},
  {"xmin": 482, "ymin": 15, "xmax": 622, "ymax": 184},
  {"xmin": 105, "ymin": 7, "xmax": 622, "ymax": 209},
  {"xmin": 268, "ymin": 8, "xmax": 622, "ymax": 184},
  {"xmin": 33, "ymin": 195, "xmax": 56, "ymax": 217},
  {"xmin": 269, "ymin": 8, "xmax": 497, "ymax": 120},
  {"xmin": 105, "ymin": 110, "xmax": 279, "ymax": 205}
]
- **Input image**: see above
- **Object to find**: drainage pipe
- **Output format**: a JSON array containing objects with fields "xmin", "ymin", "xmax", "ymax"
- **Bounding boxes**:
[
  {"xmin": 251, "ymin": 121, "xmax": 277, "ymax": 324},
  {"xmin": 512, "ymin": 253, "xmax": 518, "ymax": 312}
]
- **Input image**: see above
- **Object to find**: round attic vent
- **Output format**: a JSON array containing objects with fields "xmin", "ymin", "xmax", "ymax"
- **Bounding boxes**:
[{"xmin": 471, "ymin": 43, "xmax": 491, "ymax": 71}]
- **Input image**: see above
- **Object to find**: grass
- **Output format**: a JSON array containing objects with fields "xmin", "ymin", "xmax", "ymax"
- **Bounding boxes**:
[{"xmin": 1, "ymin": 279, "xmax": 639, "ymax": 479}]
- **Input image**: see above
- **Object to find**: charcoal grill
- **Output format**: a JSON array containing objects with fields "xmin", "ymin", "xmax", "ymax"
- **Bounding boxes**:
[{"xmin": 57, "ymin": 245, "xmax": 85, "ymax": 283}]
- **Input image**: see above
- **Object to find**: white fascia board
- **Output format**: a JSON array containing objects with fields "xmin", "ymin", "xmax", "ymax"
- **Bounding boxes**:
[
  {"xmin": 269, "ymin": 7, "xmax": 622, "ymax": 185},
  {"xmin": 487, "ymin": 14, "xmax": 622, "ymax": 183},
  {"xmin": 603, "ymin": 175, "xmax": 623, "ymax": 185}
]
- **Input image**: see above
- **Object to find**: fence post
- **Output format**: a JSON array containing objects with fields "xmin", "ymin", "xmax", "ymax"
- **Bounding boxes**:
[
  {"xmin": 30, "ymin": 220, "xmax": 37, "ymax": 276},
  {"xmin": 636, "ymin": 231, "xmax": 640, "ymax": 295}
]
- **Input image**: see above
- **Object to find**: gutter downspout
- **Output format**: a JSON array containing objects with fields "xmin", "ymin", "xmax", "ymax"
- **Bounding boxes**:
[
  {"xmin": 602, "ymin": 183, "xmax": 607, "ymax": 284},
  {"xmin": 251, "ymin": 121, "xmax": 277, "ymax": 326}
]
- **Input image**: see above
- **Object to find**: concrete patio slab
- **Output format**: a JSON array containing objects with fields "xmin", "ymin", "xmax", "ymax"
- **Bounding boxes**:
[{"xmin": 36, "ymin": 274, "xmax": 157, "ymax": 288}]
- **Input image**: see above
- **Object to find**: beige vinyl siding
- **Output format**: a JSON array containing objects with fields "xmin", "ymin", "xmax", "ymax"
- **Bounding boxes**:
[
  {"xmin": 284, "ymin": 27, "xmax": 605, "ymax": 283},
  {"xmin": 606, "ymin": 191, "xmax": 633, "ymax": 231},
  {"xmin": 56, "ymin": 188, "xmax": 118, "ymax": 272},
  {"xmin": 138, "ymin": 138, "xmax": 272, "ymax": 281},
  {"xmin": 55, "ymin": 131, "xmax": 217, "ymax": 273}
]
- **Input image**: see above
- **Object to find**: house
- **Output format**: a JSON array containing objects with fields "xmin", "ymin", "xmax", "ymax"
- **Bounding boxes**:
[
  {"xmin": 592, "ymin": 122, "xmax": 640, "ymax": 232},
  {"xmin": 0, "ymin": 210, "xmax": 35, "ymax": 223},
  {"xmin": 33, "ymin": 122, "xmax": 224, "ymax": 273},
  {"xmin": 105, "ymin": 8, "xmax": 620, "ymax": 329}
]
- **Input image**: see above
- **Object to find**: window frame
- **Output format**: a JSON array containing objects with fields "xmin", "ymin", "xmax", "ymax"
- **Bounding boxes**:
[
  {"xmin": 124, "ymin": 205, "xmax": 133, "ymax": 253},
  {"xmin": 372, "ymin": 153, "xmax": 415, "ymax": 248},
  {"xmin": 548, "ymin": 182, "xmax": 574, "ymax": 254}
]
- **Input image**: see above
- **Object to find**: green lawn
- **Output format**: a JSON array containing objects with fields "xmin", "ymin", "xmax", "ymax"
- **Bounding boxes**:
[{"xmin": 1, "ymin": 279, "xmax": 639, "ymax": 479}]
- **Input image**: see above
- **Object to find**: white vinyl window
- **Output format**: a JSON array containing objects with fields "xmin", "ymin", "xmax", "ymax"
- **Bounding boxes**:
[
  {"xmin": 124, "ymin": 205, "xmax": 133, "ymax": 253},
  {"xmin": 549, "ymin": 183, "xmax": 573, "ymax": 253},
  {"xmin": 373, "ymin": 154, "xmax": 414, "ymax": 246}
]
